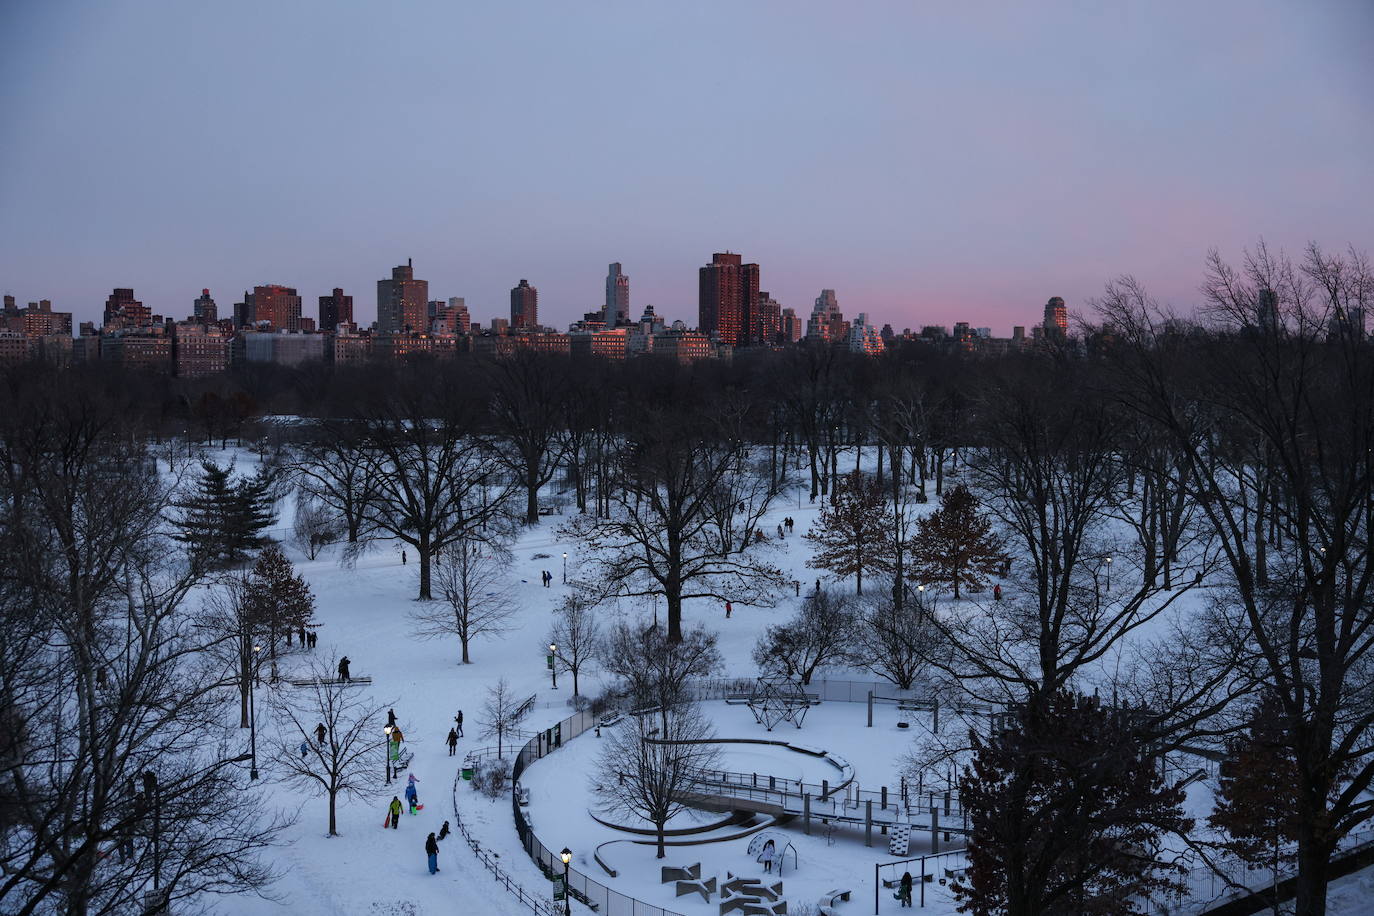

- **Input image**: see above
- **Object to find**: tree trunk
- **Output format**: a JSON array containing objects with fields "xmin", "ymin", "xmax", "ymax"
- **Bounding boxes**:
[
  {"xmin": 329, "ymin": 789, "xmax": 338, "ymax": 836},
  {"xmin": 526, "ymin": 482, "xmax": 539, "ymax": 526},
  {"xmin": 417, "ymin": 534, "xmax": 432, "ymax": 600},
  {"xmin": 656, "ymin": 823, "xmax": 666, "ymax": 859}
]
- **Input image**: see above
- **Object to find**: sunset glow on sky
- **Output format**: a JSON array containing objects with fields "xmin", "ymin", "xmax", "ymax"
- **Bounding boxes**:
[{"xmin": 1, "ymin": 1, "xmax": 1371, "ymax": 333}]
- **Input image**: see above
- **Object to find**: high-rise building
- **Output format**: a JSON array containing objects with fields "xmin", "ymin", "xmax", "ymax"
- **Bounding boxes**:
[
  {"xmin": 104, "ymin": 288, "xmax": 151, "ymax": 328},
  {"xmin": 193, "ymin": 289, "xmax": 218, "ymax": 325},
  {"xmin": 698, "ymin": 252, "xmax": 760, "ymax": 348},
  {"xmin": 377, "ymin": 260, "xmax": 428, "ymax": 334},
  {"xmin": 847, "ymin": 313, "xmax": 885, "ymax": 355},
  {"xmin": 1042, "ymin": 296, "xmax": 1068, "ymax": 338},
  {"xmin": 754, "ymin": 291, "xmax": 782, "ymax": 345},
  {"xmin": 605, "ymin": 263, "xmax": 630, "ymax": 327},
  {"xmin": 807, "ymin": 289, "xmax": 845, "ymax": 342},
  {"xmin": 432, "ymin": 297, "xmax": 471, "ymax": 335},
  {"xmin": 510, "ymin": 279, "xmax": 538, "ymax": 330},
  {"xmin": 781, "ymin": 308, "xmax": 803, "ymax": 343},
  {"xmin": 319, "ymin": 287, "xmax": 354, "ymax": 332},
  {"xmin": 241, "ymin": 285, "xmax": 303, "ymax": 331}
]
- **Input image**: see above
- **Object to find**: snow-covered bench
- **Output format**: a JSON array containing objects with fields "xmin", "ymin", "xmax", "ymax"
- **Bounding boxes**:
[
  {"xmin": 817, "ymin": 888, "xmax": 851, "ymax": 915},
  {"xmin": 285, "ymin": 675, "xmax": 372, "ymax": 687}
]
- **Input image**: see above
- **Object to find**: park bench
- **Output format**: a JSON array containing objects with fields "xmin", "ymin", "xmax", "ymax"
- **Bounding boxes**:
[{"xmin": 284, "ymin": 675, "xmax": 372, "ymax": 688}]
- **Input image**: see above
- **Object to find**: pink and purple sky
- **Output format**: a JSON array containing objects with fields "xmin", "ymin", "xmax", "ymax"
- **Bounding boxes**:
[{"xmin": 1, "ymin": 1, "xmax": 1371, "ymax": 334}]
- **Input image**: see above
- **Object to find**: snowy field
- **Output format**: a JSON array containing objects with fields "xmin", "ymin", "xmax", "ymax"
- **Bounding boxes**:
[{"xmin": 187, "ymin": 448, "xmax": 1370, "ymax": 916}]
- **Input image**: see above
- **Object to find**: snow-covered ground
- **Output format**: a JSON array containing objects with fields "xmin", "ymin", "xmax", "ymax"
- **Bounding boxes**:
[{"xmin": 185, "ymin": 448, "xmax": 1368, "ymax": 916}]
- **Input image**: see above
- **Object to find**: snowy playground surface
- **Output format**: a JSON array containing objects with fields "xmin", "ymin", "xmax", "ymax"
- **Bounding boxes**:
[{"xmin": 518, "ymin": 699, "xmax": 966, "ymax": 915}]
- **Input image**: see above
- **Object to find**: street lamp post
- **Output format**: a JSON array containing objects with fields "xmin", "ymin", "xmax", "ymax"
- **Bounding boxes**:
[
  {"xmin": 384, "ymin": 724, "xmax": 393, "ymax": 785},
  {"xmin": 562, "ymin": 552, "xmax": 568, "ymax": 584},
  {"xmin": 1105, "ymin": 556, "xmax": 1112, "ymax": 591},
  {"xmin": 143, "ymin": 770, "xmax": 161, "ymax": 905},
  {"xmin": 250, "ymin": 644, "xmax": 262, "ymax": 780},
  {"xmin": 549, "ymin": 643, "xmax": 558, "ymax": 690},
  {"xmin": 559, "ymin": 848, "xmax": 573, "ymax": 916}
]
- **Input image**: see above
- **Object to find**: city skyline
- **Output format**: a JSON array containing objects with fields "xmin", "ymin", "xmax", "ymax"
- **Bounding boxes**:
[{"xmin": 1, "ymin": 2, "xmax": 1371, "ymax": 332}]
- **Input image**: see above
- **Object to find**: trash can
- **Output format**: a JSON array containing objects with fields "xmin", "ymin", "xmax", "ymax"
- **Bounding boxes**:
[{"xmin": 462, "ymin": 767, "xmax": 474, "ymax": 781}]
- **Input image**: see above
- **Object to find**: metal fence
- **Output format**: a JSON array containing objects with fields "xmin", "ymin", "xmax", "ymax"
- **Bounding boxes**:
[
  {"xmin": 512, "ymin": 708, "xmax": 688, "ymax": 916},
  {"xmin": 450, "ymin": 768, "xmax": 561, "ymax": 916},
  {"xmin": 690, "ymin": 676, "xmax": 933, "ymax": 705}
]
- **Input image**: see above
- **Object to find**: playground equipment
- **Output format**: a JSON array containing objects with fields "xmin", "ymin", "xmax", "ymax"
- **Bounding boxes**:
[
  {"xmin": 747, "ymin": 677, "xmax": 814, "ymax": 731},
  {"xmin": 746, "ymin": 832, "xmax": 798, "ymax": 877}
]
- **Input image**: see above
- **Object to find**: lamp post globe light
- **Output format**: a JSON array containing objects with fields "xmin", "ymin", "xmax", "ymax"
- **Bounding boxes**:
[
  {"xmin": 384, "ymin": 724, "xmax": 394, "ymax": 785},
  {"xmin": 250, "ymin": 644, "xmax": 262, "ymax": 780},
  {"xmin": 559, "ymin": 848, "xmax": 573, "ymax": 916},
  {"xmin": 1105, "ymin": 556, "xmax": 1113, "ymax": 591},
  {"xmin": 549, "ymin": 643, "xmax": 558, "ymax": 690},
  {"xmin": 562, "ymin": 552, "xmax": 568, "ymax": 584}
]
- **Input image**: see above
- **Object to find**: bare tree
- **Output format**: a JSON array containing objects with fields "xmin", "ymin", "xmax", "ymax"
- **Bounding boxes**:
[
  {"xmin": 411, "ymin": 536, "xmax": 517, "ymax": 663},
  {"xmin": 548, "ymin": 590, "xmax": 600, "ymax": 698},
  {"xmin": 290, "ymin": 421, "xmax": 379, "ymax": 545},
  {"xmin": 291, "ymin": 490, "xmax": 341, "ymax": 561},
  {"xmin": 851, "ymin": 591, "xmax": 943, "ymax": 690},
  {"xmin": 484, "ymin": 351, "xmax": 569, "ymax": 525},
  {"xmin": 596, "ymin": 706, "xmax": 721, "ymax": 858},
  {"xmin": 479, "ymin": 678, "xmax": 529, "ymax": 758},
  {"xmin": 1097, "ymin": 243, "xmax": 1374, "ymax": 913},
  {"xmin": 354, "ymin": 368, "xmax": 514, "ymax": 600},
  {"xmin": 600, "ymin": 621, "xmax": 721, "ymax": 732},
  {"xmin": 0, "ymin": 379, "xmax": 287, "ymax": 916},
  {"xmin": 270, "ymin": 662, "xmax": 389, "ymax": 836},
  {"xmin": 752, "ymin": 590, "xmax": 855, "ymax": 685},
  {"xmin": 565, "ymin": 406, "xmax": 785, "ymax": 641}
]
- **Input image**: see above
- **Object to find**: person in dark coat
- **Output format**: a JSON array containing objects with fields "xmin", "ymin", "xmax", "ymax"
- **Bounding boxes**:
[
  {"xmin": 446, "ymin": 728, "xmax": 458, "ymax": 756},
  {"xmin": 437, "ymin": 820, "xmax": 451, "ymax": 841},
  {"xmin": 455, "ymin": 710, "xmax": 464, "ymax": 737},
  {"xmin": 315, "ymin": 722, "xmax": 327, "ymax": 745},
  {"xmin": 425, "ymin": 832, "xmax": 440, "ymax": 873},
  {"xmin": 897, "ymin": 871, "xmax": 913, "ymax": 907},
  {"xmin": 387, "ymin": 708, "xmax": 397, "ymax": 729},
  {"xmin": 337, "ymin": 656, "xmax": 351, "ymax": 682}
]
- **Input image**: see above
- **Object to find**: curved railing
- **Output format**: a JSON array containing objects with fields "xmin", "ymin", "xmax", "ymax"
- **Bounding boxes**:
[{"xmin": 511, "ymin": 707, "xmax": 688, "ymax": 916}]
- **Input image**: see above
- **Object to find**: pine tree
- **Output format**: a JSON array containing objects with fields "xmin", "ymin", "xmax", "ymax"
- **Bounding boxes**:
[
  {"xmin": 244, "ymin": 542, "xmax": 315, "ymax": 657},
  {"xmin": 172, "ymin": 461, "xmax": 277, "ymax": 568},
  {"xmin": 907, "ymin": 484, "xmax": 1005, "ymax": 598},
  {"xmin": 804, "ymin": 470, "xmax": 894, "ymax": 594},
  {"xmin": 955, "ymin": 692, "xmax": 1191, "ymax": 916}
]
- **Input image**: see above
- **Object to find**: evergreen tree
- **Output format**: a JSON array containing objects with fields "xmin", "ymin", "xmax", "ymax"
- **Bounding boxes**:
[
  {"xmin": 908, "ymin": 484, "xmax": 1005, "ymax": 598},
  {"xmin": 955, "ymin": 691, "xmax": 1191, "ymax": 916},
  {"xmin": 244, "ymin": 543, "xmax": 316, "ymax": 658},
  {"xmin": 172, "ymin": 461, "xmax": 277, "ymax": 568},
  {"xmin": 804, "ymin": 470, "xmax": 894, "ymax": 594}
]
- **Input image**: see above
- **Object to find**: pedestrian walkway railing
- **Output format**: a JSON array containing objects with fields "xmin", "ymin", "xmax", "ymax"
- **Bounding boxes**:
[
  {"xmin": 512, "ymin": 706, "xmax": 688, "ymax": 916},
  {"xmin": 450, "ymin": 768, "xmax": 560, "ymax": 916}
]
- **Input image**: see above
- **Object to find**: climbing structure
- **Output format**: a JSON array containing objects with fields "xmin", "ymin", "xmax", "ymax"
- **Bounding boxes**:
[{"xmin": 747, "ymin": 676, "xmax": 812, "ymax": 731}]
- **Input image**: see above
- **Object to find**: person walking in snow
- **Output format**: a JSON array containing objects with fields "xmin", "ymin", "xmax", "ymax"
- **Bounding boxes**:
[
  {"xmin": 405, "ymin": 774, "xmax": 420, "ymax": 813},
  {"xmin": 315, "ymin": 722, "xmax": 327, "ymax": 746},
  {"xmin": 387, "ymin": 708, "xmax": 397, "ymax": 729},
  {"xmin": 386, "ymin": 796, "xmax": 403, "ymax": 829},
  {"xmin": 455, "ymin": 710, "xmax": 464, "ymax": 737},
  {"xmin": 401, "ymin": 549, "xmax": 407, "ymax": 565},
  {"xmin": 760, "ymin": 839, "xmax": 776, "ymax": 873},
  {"xmin": 425, "ymin": 832, "xmax": 440, "ymax": 874},
  {"xmin": 446, "ymin": 728, "xmax": 458, "ymax": 756},
  {"xmin": 725, "ymin": 601, "xmax": 732, "ymax": 619},
  {"xmin": 337, "ymin": 656, "xmax": 351, "ymax": 682},
  {"xmin": 993, "ymin": 583, "xmax": 1002, "ymax": 601},
  {"xmin": 896, "ymin": 871, "xmax": 913, "ymax": 907}
]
